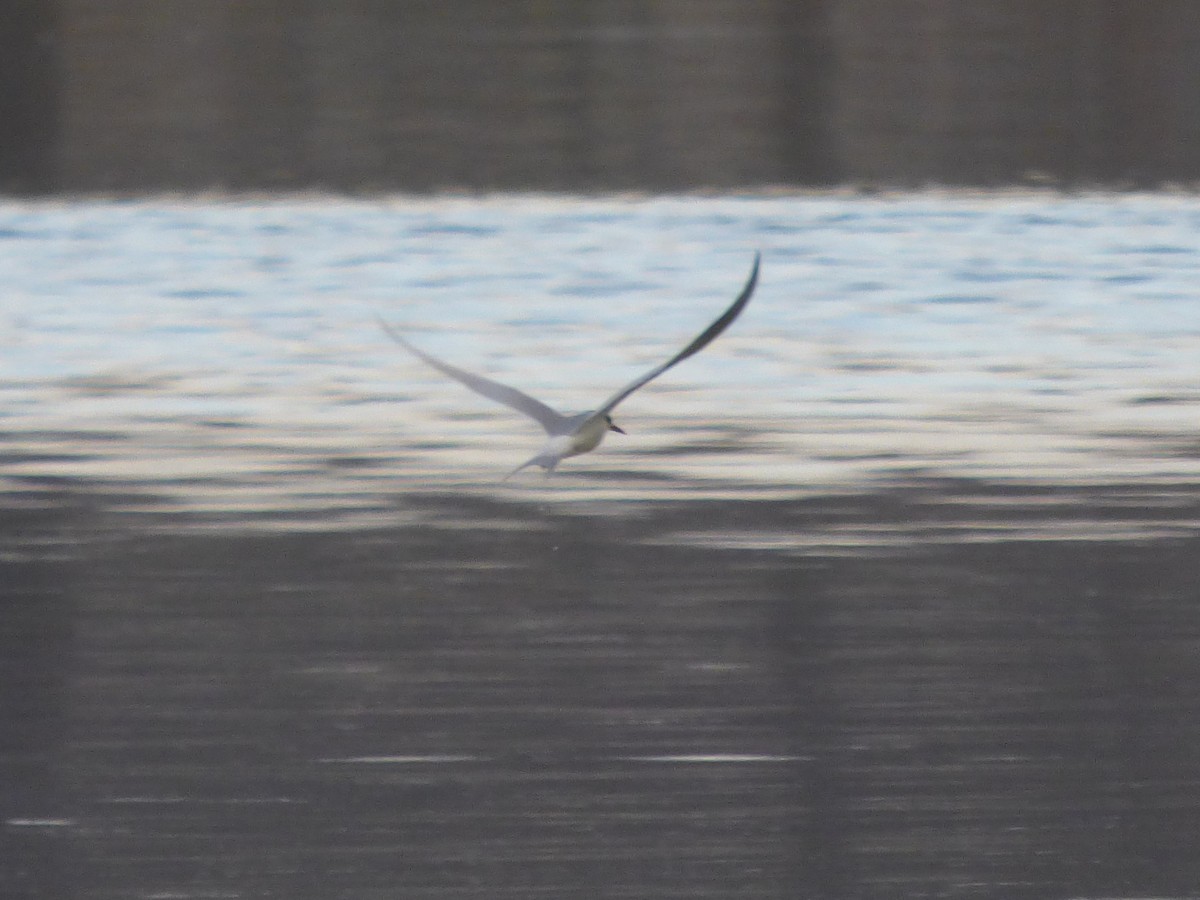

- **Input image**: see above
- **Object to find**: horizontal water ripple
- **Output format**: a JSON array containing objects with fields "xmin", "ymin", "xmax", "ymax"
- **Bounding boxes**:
[{"xmin": 1, "ymin": 192, "xmax": 1199, "ymax": 521}]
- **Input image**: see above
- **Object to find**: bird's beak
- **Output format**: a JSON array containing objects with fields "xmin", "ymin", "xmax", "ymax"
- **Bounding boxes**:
[{"xmin": 609, "ymin": 422, "xmax": 626, "ymax": 435}]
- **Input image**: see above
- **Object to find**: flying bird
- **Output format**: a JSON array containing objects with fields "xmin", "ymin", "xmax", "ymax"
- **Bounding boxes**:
[{"xmin": 378, "ymin": 252, "xmax": 760, "ymax": 478}]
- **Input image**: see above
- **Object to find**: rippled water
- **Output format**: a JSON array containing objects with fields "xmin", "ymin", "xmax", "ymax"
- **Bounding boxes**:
[
  {"xmin": 2, "ymin": 193, "xmax": 1200, "ymax": 899},
  {"xmin": 3, "ymin": 192, "xmax": 1200, "ymax": 518}
]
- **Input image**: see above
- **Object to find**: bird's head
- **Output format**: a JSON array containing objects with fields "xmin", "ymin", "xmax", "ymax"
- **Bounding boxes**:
[{"xmin": 605, "ymin": 414, "xmax": 626, "ymax": 435}]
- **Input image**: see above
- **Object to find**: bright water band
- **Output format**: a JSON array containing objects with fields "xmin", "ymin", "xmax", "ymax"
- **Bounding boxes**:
[{"xmin": 3, "ymin": 193, "xmax": 1200, "ymax": 520}]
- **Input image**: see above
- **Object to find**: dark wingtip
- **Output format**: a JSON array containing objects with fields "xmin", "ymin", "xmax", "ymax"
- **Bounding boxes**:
[
  {"xmin": 746, "ymin": 250, "xmax": 761, "ymax": 289},
  {"xmin": 375, "ymin": 314, "xmax": 405, "ymax": 346},
  {"xmin": 729, "ymin": 251, "xmax": 760, "ymax": 311}
]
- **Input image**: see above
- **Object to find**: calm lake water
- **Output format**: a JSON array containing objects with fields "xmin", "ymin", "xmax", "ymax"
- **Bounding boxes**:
[{"xmin": 2, "ymin": 192, "xmax": 1200, "ymax": 899}]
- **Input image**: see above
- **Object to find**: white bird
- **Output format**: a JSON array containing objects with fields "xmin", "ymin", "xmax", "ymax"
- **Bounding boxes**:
[{"xmin": 378, "ymin": 252, "xmax": 760, "ymax": 478}]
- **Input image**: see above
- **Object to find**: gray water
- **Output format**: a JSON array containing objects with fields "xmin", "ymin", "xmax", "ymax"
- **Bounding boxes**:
[{"xmin": 2, "ymin": 193, "xmax": 1200, "ymax": 899}]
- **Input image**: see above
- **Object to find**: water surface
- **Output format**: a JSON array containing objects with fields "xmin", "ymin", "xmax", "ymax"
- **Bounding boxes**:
[{"xmin": 2, "ymin": 193, "xmax": 1199, "ymax": 899}]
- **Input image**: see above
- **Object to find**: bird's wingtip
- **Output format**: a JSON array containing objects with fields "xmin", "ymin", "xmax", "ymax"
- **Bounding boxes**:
[{"xmin": 376, "ymin": 314, "xmax": 402, "ymax": 341}]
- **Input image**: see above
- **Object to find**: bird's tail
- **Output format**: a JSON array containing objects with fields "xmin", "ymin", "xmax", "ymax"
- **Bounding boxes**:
[{"xmin": 504, "ymin": 454, "xmax": 558, "ymax": 481}]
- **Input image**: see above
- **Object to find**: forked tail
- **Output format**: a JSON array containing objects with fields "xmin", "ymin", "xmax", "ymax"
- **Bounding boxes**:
[{"xmin": 504, "ymin": 454, "xmax": 559, "ymax": 481}]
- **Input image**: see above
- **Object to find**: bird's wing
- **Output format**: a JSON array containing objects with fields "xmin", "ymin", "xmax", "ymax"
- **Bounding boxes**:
[
  {"xmin": 377, "ymin": 316, "xmax": 567, "ymax": 434},
  {"xmin": 594, "ymin": 252, "xmax": 760, "ymax": 417}
]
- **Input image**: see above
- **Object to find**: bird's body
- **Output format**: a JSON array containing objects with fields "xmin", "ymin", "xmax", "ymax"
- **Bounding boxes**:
[
  {"xmin": 554, "ymin": 415, "xmax": 608, "ymax": 456},
  {"xmin": 379, "ymin": 253, "xmax": 759, "ymax": 477}
]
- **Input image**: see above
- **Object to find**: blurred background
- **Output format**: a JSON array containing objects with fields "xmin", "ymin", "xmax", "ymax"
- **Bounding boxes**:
[
  {"xmin": 4, "ymin": 4, "xmax": 1200, "ymax": 900},
  {"xmin": 4, "ymin": 0, "xmax": 1200, "ymax": 193}
]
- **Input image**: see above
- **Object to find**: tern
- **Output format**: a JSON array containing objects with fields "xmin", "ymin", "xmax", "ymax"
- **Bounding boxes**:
[{"xmin": 378, "ymin": 252, "xmax": 760, "ymax": 478}]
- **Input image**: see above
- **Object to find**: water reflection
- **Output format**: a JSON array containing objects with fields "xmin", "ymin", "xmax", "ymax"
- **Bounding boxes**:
[
  {"xmin": 3, "ymin": 194, "xmax": 1200, "ymax": 897},
  {"xmin": 4, "ymin": 480, "xmax": 1200, "ymax": 898},
  {"xmin": 4, "ymin": 193, "xmax": 1200, "ymax": 522}
]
